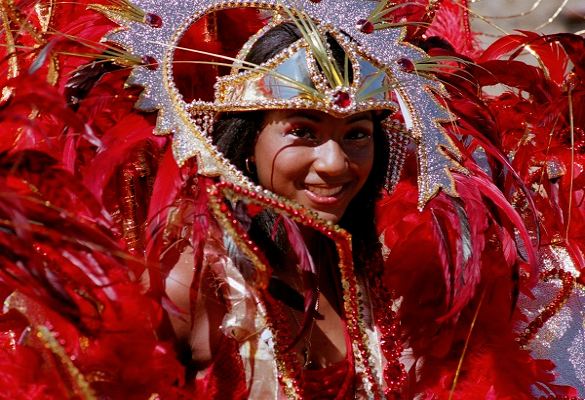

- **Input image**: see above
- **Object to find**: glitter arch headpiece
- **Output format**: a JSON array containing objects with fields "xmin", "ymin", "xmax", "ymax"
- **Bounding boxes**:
[{"xmin": 100, "ymin": 0, "xmax": 465, "ymax": 207}]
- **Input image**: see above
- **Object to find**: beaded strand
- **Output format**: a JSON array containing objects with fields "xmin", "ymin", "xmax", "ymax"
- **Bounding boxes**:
[
  {"xmin": 207, "ymin": 180, "xmax": 406, "ymax": 399},
  {"xmin": 517, "ymin": 268, "xmax": 576, "ymax": 349}
]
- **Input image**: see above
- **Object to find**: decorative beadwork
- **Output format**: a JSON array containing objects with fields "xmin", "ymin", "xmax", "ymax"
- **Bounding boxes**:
[
  {"xmin": 383, "ymin": 120, "xmax": 410, "ymax": 195},
  {"xmin": 517, "ymin": 268, "xmax": 576, "ymax": 349},
  {"xmin": 4, "ymin": 293, "xmax": 96, "ymax": 397},
  {"xmin": 263, "ymin": 292, "xmax": 304, "ymax": 399},
  {"xmin": 206, "ymin": 179, "xmax": 405, "ymax": 398},
  {"xmin": 366, "ymin": 255, "xmax": 406, "ymax": 398}
]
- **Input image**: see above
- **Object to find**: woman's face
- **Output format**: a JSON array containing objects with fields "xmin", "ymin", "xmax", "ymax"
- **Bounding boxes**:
[{"xmin": 252, "ymin": 109, "xmax": 375, "ymax": 223}]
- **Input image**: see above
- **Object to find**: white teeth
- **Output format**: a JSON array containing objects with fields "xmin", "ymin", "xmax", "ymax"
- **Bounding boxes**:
[{"xmin": 306, "ymin": 185, "xmax": 343, "ymax": 197}]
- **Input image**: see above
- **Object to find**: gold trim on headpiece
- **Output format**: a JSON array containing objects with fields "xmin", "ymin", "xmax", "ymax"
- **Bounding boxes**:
[
  {"xmin": 214, "ymin": 32, "xmax": 400, "ymax": 117},
  {"xmin": 100, "ymin": 0, "xmax": 464, "ymax": 208}
]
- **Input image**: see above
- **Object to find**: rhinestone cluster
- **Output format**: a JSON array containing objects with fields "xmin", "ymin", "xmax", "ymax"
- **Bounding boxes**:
[{"xmin": 383, "ymin": 120, "xmax": 410, "ymax": 195}]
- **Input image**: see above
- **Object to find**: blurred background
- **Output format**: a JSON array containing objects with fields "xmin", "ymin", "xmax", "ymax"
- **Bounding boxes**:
[{"xmin": 470, "ymin": 0, "xmax": 585, "ymax": 45}]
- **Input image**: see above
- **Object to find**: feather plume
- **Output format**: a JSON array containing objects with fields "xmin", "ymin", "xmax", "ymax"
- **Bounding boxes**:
[
  {"xmin": 82, "ymin": 113, "xmax": 164, "ymax": 200},
  {"xmin": 188, "ymin": 175, "xmax": 212, "ymax": 323},
  {"xmin": 143, "ymin": 143, "xmax": 185, "ymax": 315},
  {"xmin": 279, "ymin": 215, "xmax": 320, "ymax": 345}
]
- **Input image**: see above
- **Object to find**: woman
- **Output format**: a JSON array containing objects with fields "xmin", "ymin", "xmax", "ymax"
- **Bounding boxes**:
[
  {"xmin": 164, "ymin": 22, "xmax": 401, "ymax": 399},
  {"xmin": 1, "ymin": 1, "xmax": 437, "ymax": 398},
  {"xmin": 1, "ymin": 1, "xmax": 564, "ymax": 399}
]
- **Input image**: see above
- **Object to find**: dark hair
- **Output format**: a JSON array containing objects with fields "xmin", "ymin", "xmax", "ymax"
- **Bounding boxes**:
[{"xmin": 212, "ymin": 23, "xmax": 389, "ymax": 273}]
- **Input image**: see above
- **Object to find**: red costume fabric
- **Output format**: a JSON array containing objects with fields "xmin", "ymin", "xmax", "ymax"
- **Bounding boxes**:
[{"xmin": 196, "ymin": 334, "xmax": 354, "ymax": 400}]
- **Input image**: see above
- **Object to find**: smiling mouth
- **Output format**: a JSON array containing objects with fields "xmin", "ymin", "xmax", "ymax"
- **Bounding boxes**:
[{"xmin": 305, "ymin": 184, "xmax": 344, "ymax": 197}]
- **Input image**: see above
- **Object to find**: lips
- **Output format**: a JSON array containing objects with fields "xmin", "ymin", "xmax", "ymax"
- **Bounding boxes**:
[
  {"xmin": 300, "ymin": 183, "xmax": 353, "ymax": 222},
  {"xmin": 305, "ymin": 184, "xmax": 344, "ymax": 197}
]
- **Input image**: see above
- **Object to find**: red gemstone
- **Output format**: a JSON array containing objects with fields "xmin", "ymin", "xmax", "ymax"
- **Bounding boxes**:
[
  {"xmin": 141, "ymin": 55, "xmax": 158, "ymax": 70},
  {"xmin": 359, "ymin": 20, "xmax": 374, "ymax": 34},
  {"xmin": 333, "ymin": 91, "xmax": 351, "ymax": 108},
  {"xmin": 397, "ymin": 58, "xmax": 414, "ymax": 72},
  {"xmin": 145, "ymin": 13, "xmax": 163, "ymax": 28}
]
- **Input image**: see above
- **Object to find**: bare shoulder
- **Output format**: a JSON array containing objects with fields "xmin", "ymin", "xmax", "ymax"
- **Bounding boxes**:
[{"xmin": 165, "ymin": 245, "xmax": 227, "ymax": 372}]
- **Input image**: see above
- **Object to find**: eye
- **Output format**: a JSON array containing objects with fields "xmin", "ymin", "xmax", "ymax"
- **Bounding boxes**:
[
  {"xmin": 345, "ymin": 130, "xmax": 372, "ymax": 141},
  {"xmin": 288, "ymin": 127, "xmax": 316, "ymax": 139}
]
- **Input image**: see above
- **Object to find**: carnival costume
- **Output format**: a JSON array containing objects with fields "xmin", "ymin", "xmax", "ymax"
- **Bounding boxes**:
[
  {"xmin": 0, "ymin": 0, "xmax": 584, "ymax": 399},
  {"xmin": 466, "ymin": 31, "xmax": 585, "ymax": 397}
]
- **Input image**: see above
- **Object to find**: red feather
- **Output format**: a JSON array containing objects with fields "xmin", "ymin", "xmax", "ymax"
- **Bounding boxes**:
[
  {"xmin": 479, "ymin": 34, "xmax": 533, "ymax": 63},
  {"xmin": 476, "ymin": 60, "xmax": 556, "ymax": 103},
  {"xmin": 280, "ymin": 215, "xmax": 319, "ymax": 345},
  {"xmin": 144, "ymin": 143, "xmax": 185, "ymax": 310},
  {"xmin": 82, "ymin": 113, "xmax": 164, "ymax": 200},
  {"xmin": 542, "ymin": 33, "xmax": 585, "ymax": 78}
]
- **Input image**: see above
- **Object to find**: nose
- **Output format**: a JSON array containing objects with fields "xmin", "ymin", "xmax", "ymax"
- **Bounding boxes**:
[{"xmin": 312, "ymin": 140, "xmax": 349, "ymax": 176}]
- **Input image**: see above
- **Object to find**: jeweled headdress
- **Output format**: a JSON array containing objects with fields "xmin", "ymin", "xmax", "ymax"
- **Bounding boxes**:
[{"xmin": 99, "ymin": 0, "xmax": 465, "ymax": 208}]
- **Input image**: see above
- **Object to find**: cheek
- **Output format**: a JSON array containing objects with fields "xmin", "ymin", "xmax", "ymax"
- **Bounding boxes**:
[
  {"xmin": 351, "ymin": 144, "xmax": 375, "ymax": 181},
  {"xmin": 257, "ymin": 151, "xmax": 306, "ymax": 193},
  {"xmin": 253, "ymin": 135, "xmax": 300, "ymax": 193},
  {"xmin": 253, "ymin": 146, "xmax": 274, "ymax": 190}
]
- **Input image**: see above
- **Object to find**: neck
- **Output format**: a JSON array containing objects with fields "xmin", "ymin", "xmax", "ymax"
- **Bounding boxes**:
[
  {"xmin": 279, "ymin": 224, "xmax": 327, "ymax": 274},
  {"xmin": 299, "ymin": 224, "xmax": 321, "ymax": 250}
]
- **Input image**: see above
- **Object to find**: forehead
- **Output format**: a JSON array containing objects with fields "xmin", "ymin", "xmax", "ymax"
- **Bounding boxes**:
[{"xmin": 262, "ymin": 109, "xmax": 374, "ymax": 125}]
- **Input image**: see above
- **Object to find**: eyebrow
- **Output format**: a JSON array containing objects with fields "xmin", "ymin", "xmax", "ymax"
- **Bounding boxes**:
[
  {"xmin": 346, "ymin": 113, "xmax": 374, "ymax": 124},
  {"xmin": 285, "ymin": 111, "xmax": 373, "ymax": 124}
]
